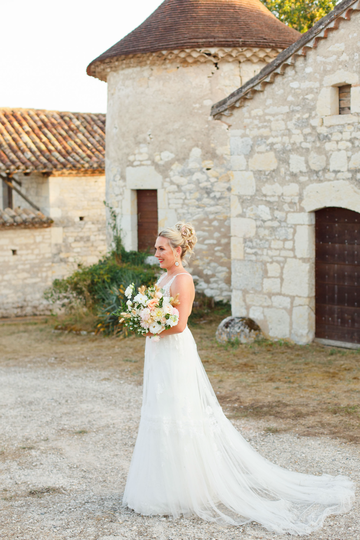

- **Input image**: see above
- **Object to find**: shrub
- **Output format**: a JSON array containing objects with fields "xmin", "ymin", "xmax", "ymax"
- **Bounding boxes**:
[{"xmin": 44, "ymin": 206, "xmax": 158, "ymax": 335}]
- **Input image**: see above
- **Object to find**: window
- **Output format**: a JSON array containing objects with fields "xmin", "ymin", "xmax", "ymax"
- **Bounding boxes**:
[
  {"xmin": 137, "ymin": 189, "xmax": 158, "ymax": 252},
  {"xmin": 2, "ymin": 179, "xmax": 13, "ymax": 210},
  {"xmin": 339, "ymin": 84, "xmax": 351, "ymax": 115}
]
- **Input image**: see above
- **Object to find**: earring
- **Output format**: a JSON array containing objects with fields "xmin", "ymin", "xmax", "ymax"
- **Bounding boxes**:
[{"xmin": 175, "ymin": 260, "xmax": 179, "ymax": 267}]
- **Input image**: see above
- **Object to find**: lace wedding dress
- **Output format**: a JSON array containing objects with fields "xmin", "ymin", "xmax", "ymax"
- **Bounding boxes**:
[{"xmin": 122, "ymin": 274, "xmax": 355, "ymax": 535}]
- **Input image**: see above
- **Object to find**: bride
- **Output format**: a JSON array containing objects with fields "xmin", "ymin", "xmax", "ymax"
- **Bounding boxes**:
[{"xmin": 122, "ymin": 222, "xmax": 355, "ymax": 535}]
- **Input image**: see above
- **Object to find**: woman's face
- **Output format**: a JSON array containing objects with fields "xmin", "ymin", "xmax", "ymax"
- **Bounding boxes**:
[{"xmin": 154, "ymin": 236, "xmax": 180, "ymax": 270}]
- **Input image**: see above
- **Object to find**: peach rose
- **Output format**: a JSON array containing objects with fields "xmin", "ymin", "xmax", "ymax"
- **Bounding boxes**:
[{"xmin": 147, "ymin": 298, "xmax": 158, "ymax": 311}]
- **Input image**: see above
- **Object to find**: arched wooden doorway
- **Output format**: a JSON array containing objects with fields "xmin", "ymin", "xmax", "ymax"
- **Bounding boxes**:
[{"xmin": 315, "ymin": 207, "xmax": 360, "ymax": 346}]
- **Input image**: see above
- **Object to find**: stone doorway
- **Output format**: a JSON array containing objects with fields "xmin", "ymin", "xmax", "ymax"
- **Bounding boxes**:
[{"xmin": 315, "ymin": 207, "xmax": 360, "ymax": 346}]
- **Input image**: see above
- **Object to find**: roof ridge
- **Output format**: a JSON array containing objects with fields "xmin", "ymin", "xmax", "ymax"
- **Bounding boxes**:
[{"xmin": 211, "ymin": 0, "xmax": 360, "ymax": 118}]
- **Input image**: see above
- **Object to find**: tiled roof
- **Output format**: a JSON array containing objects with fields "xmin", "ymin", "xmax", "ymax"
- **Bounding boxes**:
[
  {"xmin": 211, "ymin": 0, "xmax": 360, "ymax": 118},
  {"xmin": 0, "ymin": 207, "xmax": 53, "ymax": 229},
  {"xmin": 87, "ymin": 0, "xmax": 299, "ymax": 78},
  {"xmin": 0, "ymin": 109, "xmax": 105, "ymax": 175}
]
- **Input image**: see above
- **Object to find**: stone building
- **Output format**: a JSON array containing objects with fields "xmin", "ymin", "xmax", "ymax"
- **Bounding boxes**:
[
  {"xmin": 0, "ymin": 108, "xmax": 106, "ymax": 317},
  {"xmin": 211, "ymin": 0, "xmax": 360, "ymax": 346},
  {"xmin": 87, "ymin": 0, "xmax": 298, "ymax": 301}
]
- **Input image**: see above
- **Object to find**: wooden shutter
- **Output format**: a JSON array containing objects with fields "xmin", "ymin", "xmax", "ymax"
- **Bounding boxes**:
[
  {"xmin": 137, "ymin": 190, "xmax": 158, "ymax": 252},
  {"xmin": 315, "ymin": 207, "xmax": 360, "ymax": 345},
  {"xmin": 339, "ymin": 85, "xmax": 351, "ymax": 115}
]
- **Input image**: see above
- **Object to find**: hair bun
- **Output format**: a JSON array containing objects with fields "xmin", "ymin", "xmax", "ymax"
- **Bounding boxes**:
[{"xmin": 175, "ymin": 222, "xmax": 197, "ymax": 255}]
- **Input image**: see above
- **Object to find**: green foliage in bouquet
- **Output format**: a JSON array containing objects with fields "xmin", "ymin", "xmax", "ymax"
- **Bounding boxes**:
[{"xmin": 44, "ymin": 204, "xmax": 158, "ymax": 335}]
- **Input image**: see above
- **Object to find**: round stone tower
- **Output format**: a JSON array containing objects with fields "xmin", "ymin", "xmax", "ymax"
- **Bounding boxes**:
[{"xmin": 87, "ymin": 0, "xmax": 298, "ymax": 301}]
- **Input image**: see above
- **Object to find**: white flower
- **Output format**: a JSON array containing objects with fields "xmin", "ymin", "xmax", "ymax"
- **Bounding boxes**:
[
  {"xmin": 126, "ymin": 300, "xmax": 132, "ymax": 309},
  {"xmin": 168, "ymin": 314, "xmax": 178, "ymax": 327},
  {"xmin": 149, "ymin": 322, "xmax": 161, "ymax": 334},
  {"xmin": 134, "ymin": 293, "xmax": 147, "ymax": 306},
  {"xmin": 125, "ymin": 284, "xmax": 134, "ymax": 299}
]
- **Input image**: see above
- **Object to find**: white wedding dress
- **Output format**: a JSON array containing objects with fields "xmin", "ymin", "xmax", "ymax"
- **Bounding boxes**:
[{"xmin": 122, "ymin": 274, "xmax": 355, "ymax": 535}]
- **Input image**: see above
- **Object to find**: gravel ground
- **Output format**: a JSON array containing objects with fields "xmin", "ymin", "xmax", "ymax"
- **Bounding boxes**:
[{"xmin": 0, "ymin": 366, "xmax": 358, "ymax": 540}]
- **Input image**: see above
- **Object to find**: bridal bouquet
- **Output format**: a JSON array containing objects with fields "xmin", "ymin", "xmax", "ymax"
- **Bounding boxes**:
[{"xmin": 118, "ymin": 283, "xmax": 180, "ymax": 341}]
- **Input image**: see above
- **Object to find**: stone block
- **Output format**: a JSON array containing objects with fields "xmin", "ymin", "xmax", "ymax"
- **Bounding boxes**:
[
  {"xmin": 287, "ymin": 213, "xmax": 315, "ymax": 225},
  {"xmin": 324, "ymin": 114, "xmax": 358, "ymax": 127},
  {"xmin": 231, "ymin": 217, "xmax": 256, "ymax": 238},
  {"xmin": 230, "ymin": 195, "xmax": 242, "ymax": 217},
  {"xmin": 324, "ymin": 70, "xmax": 359, "ymax": 87},
  {"xmin": 291, "ymin": 305, "xmax": 315, "ymax": 344},
  {"xmin": 263, "ymin": 278, "xmax": 280, "ymax": 294},
  {"xmin": 230, "ymin": 155, "xmax": 247, "ymax": 171},
  {"xmin": 126, "ymin": 166, "xmax": 162, "ymax": 189},
  {"xmin": 232, "ymin": 260, "xmax": 263, "ymax": 291},
  {"xmin": 249, "ymin": 152, "xmax": 277, "ymax": 171},
  {"xmin": 330, "ymin": 151, "xmax": 347, "ymax": 172},
  {"xmin": 232, "ymin": 171, "xmax": 256, "ymax": 196},
  {"xmin": 230, "ymin": 137, "xmax": 252, "ymax": 155},
  {"xmin": 246, "ymin": 293, "xmax": 271, "ymax": 306},
  {"xmin": 351, "ymin": 86, "xmax": 360, "ymax": 114},
  {"xmin": 262, "ymin": 183, "xmax": 282, "ymax": 196},
  {"xmin": 283, "ymin": 183, "xmax": 299, "ymax": 197},
  {"xmin": 267, "ymin": 262, "xmax": 281, "ymax": 277},
  {"xmin": 231, "ymin": 237, "xmax": 244, "ymax": 260},
  {"xmin": 349, "ymin": 152, "xmax": 360, "ymax": 170},
  {"xmin": 246, "ymin": 205, "xmax": 271, "ymax": 221},
  {"xmin": 249, "ymin": 306, "xmax": 264, "ymax": 320},
  {"xmin": 172, "ymin": 176, "xmax": 188, "ymax": 185},
  {"xmin": 295, "ymin": 225, "xmax": 315, "ymax": 259},
  {"xmin": 272, "ymin": 295, "xmax": 291, "ymax": 309},
  {"xmin": 316, "ymin": 86, "xmax": 338, "ymax": 116},
  {"xmin": 282, "ymin": 259, "xmax": 313, "ymax": 297},
  {"xmin": 264, "ymin": 308, "xmax": 290, "ymax": 339},
  {"xmin": 302, "ymin": 180, "xmax": 360, "ymax": 213},
  {"xmin": 290, "ymin": 155, "xmax": 306, "ymax": 173},
  {"xmin": 50, "ymin": 227, "xmax": 63, "ymax": 244},
  {"xmin": 309, "ymin": 152, "xmax": 326, "ymax": 171},
  {"xmin": 231, "ymin": 289, "xmax": 247, "ymax": 317}
]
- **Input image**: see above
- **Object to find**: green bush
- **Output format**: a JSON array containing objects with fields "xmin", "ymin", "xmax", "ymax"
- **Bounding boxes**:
[{"xmin": 45, "ymin": 205, "xmax": 158, "ymax": 335}]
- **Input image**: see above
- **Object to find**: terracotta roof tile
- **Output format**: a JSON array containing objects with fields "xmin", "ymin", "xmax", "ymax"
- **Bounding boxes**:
[
  {"xmin": 0, "ymin": 109, "xmax": 105, "ymax": 174},
  {"xmin": 87, "ymin": 0, "xmax": 299, "ymax": 77},
  {"xmin": 0, "ymin": 207, "xmax": 53, "ymax": 229}
]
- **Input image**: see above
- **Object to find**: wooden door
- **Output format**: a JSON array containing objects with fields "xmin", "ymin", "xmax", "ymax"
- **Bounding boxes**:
[
  {"xmin": 137, "ymin": 190, "xmax": 158, "ymax": 252},
  {"xmin": 315, "ymin": 207, "xmax": 360, "ymax": 344}
]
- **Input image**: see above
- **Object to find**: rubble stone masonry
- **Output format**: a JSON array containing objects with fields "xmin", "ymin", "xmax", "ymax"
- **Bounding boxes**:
[{"xmin": 226, "ymin": 13, "xmax": 360, "ymax": 343}]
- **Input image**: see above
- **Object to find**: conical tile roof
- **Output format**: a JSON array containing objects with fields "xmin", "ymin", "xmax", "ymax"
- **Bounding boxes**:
[{"xmin": 87, "ymin": 0, "xmax": 299, "ymax": 76}]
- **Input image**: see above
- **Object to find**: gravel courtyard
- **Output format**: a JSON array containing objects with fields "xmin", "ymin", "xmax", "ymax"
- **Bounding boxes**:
[{"xmin": 0, "ymin": 364, "xmax": 359, "ymax": 540}]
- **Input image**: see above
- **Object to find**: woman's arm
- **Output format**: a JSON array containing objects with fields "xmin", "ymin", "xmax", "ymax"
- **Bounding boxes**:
[{"xmin": 147, "ymin": 275, "xmax": 195, "ymax": 337}]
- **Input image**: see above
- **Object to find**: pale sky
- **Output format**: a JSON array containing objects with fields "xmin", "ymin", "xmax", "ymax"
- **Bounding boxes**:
[{"xmin": 0, "ymin": 0, "xmax": 163, "ymax": 114}]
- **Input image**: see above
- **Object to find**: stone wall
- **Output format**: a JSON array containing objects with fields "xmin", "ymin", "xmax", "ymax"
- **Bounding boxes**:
[
  {"xmin": 0, "ymin": 228, "xmax": 52, "ymax": 317},
  {"xmin": 106, "ymin": 51, "xmax": 274, "ymax": 301},
  {"xmin": 225, "ymin": 12, "xmax": 360, "ymax": 343},
  {"xmin": 0, "ymin": 173, "xmax": 106, "ymax": 316}
]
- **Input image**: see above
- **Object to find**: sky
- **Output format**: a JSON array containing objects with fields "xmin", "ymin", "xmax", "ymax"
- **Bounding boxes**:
[{"xmin": 0, "ymin": 0, "xmax": 163, "ymax": 114}]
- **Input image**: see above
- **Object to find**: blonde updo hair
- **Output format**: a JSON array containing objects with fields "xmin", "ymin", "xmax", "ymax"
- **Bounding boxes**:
[{"xmin": 158, "ymin": 222, "xmax": 197, "ymax": 262}]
